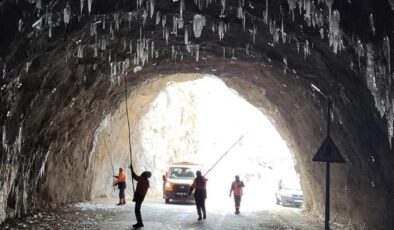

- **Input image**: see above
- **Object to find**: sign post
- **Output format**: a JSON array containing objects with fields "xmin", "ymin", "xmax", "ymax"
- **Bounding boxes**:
[{"xmin": 312, "ymin": 95, "xmax": 345, "ymax": 230}]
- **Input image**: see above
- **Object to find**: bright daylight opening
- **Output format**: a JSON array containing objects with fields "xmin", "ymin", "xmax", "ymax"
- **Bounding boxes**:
[{"xmin": 139, "ymin": 75, "xmax": 302, "ymax": 211}]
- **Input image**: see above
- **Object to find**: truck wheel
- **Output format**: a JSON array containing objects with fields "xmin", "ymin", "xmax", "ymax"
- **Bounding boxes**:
[{"xmin": 165, "ymin": 198, "xmax": 170, "ymax": 204}]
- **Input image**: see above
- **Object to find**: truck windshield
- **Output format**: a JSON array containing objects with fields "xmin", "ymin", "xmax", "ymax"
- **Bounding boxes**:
[{"xmin": 169, "ymin": 167, "xmax": 195, "ymax": 179}]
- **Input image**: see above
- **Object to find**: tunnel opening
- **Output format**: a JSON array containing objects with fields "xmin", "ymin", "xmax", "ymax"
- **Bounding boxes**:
[{"xmin": 89, "ymin": 74, "xmax": 302, "ymax": 213}]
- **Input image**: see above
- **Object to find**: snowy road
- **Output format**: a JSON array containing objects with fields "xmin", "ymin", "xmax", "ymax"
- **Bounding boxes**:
[{"xmin": 1, "ymin": 198, "xmax": 348, "ymax": 230}]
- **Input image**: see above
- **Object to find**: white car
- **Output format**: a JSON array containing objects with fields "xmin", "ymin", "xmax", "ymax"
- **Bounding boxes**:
[{"xmin": 275, "ymin": 178, "xmax": 303, "ymax": 207}]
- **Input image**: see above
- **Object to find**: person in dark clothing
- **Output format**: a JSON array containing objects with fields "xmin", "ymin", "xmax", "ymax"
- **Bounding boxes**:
[
  {"xmin": 113, "ymin": 167, "xmax": 126, "ymax": 205},
  {"xmin": 189, "ymin": 170, "xmax": 207, "ymax": 221},
  {"xmin": 129, "ymin": 164, "xmax": 151, "ymax": 229}
]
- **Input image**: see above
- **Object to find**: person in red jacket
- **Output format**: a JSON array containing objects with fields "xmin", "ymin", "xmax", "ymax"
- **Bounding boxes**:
[
  {"xmin": 113, "ymin": 167, "xmax": 126, "ymax": 205},
  {"xmin": 229, "ymin": 175, "xmax": 245, "ymax": 215},
  {"xmin": 129, "ymin": 164, "xmax": 151, "ymax": 229},
  {"xmin": 189, "ymin": 170, "xmax": 207, "ymax": 221}
]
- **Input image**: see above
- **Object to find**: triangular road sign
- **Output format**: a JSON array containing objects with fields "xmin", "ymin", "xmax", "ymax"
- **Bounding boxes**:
[{"xmin": 312, "ymin": 136, "xmax": 345, "ymax": 163}]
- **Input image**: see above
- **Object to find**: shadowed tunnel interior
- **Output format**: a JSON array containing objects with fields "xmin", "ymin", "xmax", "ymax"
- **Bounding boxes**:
[{"xmin": 1, "ymin": 0, "xmax": 394, "ymax": 229}]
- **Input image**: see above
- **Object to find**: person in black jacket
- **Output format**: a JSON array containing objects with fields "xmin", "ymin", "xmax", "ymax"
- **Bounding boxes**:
[
  {"xmin": 189, "ymin": 170, "xmax": 208, "ymax": 221},
  {"xmin": 129, "ymin": 164, "xmax": 151, "ymax": 229}
]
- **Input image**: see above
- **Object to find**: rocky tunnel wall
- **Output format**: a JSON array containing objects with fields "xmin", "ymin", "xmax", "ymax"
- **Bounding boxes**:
[{"xmin": 1, "ymin": 0, "xmax": 394, "ymax": 229}]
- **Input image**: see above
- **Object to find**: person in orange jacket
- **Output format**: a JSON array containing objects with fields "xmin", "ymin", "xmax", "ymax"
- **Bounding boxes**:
[
  {"xmin": 189, "ymin": 170, "xmax": 208, "ymax": 221},
  {"xmin": 114, "ymin": 167, "xmax": 126, "ymax": 205},
  {"xmin": 229, "ymin": 175, "xmax": 245, "ymax": 215}
]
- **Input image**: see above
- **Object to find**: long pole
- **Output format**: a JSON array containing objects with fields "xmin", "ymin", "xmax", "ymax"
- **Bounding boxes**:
[
  {"xmin": 325, "ymin": 98, "xmax": 332, "ymax": 230},
  {"xmin": 124, "ymin": 74, "xmax": 135, "ymax": 193},
  {"xmin": 204, "ymin": 135, "xmax": 244, "ymax": 176},
  {"xmin": 102, "ymin": 136, "xmax": 116, "ymax": 192}
]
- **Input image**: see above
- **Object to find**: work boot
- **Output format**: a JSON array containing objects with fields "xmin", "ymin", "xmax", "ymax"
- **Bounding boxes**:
[
  {"xmin": 133, "ymin": 222, "xmax": 144, "ymax": 228},
  {"xmin": 202, "ymin": 210, "xmax": 206, "ymax": 219},
  {"xmin": 235, "ymin": 208, "xmax": 240, "ymax": 215},
  {"xmin": 197, "ymin": 208, "xmax": 202, "ymax": 220}
]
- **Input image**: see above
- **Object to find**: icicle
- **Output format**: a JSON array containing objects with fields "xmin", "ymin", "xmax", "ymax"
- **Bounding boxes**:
[
  {"xmin": 18, "ymin": 19, "xmax": 23, "ymax": 32},
  {"xmin": 180, "ymin": 0, "xmax": 185, "ymax": 18},
  {"xmin": 151, "ymin": 40, "xmax": 154, "ymax": 59},
  {"xmin": 355, "ymin": 39, "xmax": 364, "ymax": 68},
  {"xmin": 252, "ymin": 25, "xmax": 257, "ymax": 44},
  {"xmin": 281, "ymin": 18, "xmax": 286, "ymax": 43},
  {"xmin": 220, "ymin": 0, "xmax": 226, "ymax": 17},
  {"xmin": 90, "ymin": 22, "xmax": 97, "ymax": 37},
  {"xmin": 88, "ymin": 0, "xmax": 92, "ymax": 14},
  {"xmin": 100, "ymin": 36, "xmax": 107, "ymax": 50},
  {"xmin": 193, "ymin": 14, "xmax": 206, "ymax": 38},
  {"xmin": 77, "ymin": 45, "xmax": 83, "ymax": 58},
  {"xmin": 63, "ymin": 2, "xmax": 71, "ymax": 26},
  {"xmin": 102, "ymin": 15, "xmax": 106, "ymax": 29},
  {"xmin": 242, "ymin": 12, "xmax": 246, "ymax": 31},
  {"xmin": 196, "ymin": 44, "xmax": 200, "ymax": 62},
  {"xmin": 383, "ymin": 36, "xmax": 390, "ymax": 75},
  {"xmin": 156, "ymin": 11, "xmax": 161, "ymax": 25},
  {"xmin": 186, "ymin": 42, "xmax": 191, "ymax": 53},
  {"xmin": 2, "ymin": 125, "xmax": 7, "ymax": 152},
  {"xmin": 110, "ymin": 23, "xmax": 114, "ymax": 39},
  {"xmin": 178, "ymin": 17, "xmax": 184, "ymax": 29},
  {"xmin": 94, "ymin": 43, "xmax": 98, "ymax": 57},
  {"xmin": 303, "ymin": 40, "xmax": 309, "ymax": 60},
  {"xmin": 162, "ymin": 15, "xmax": 167, "ymax": 28},
  {"xmin": 320, "ymin": 28, "xmax": 324, "ymax": 39},
  {"xmin": 165, "ymin": 27, "xmax": 169, "ymax": 45},
  {"xmin": 25, "ymin": 61, "xmax": 31, "ymax": 73},
  {"xmin": 288, "ymin": 0, "xmax": 296, "ymax": 21},
  {"xmin": 172, "ymin": 45, "xmax": 175, "ymax": 60},
  {"xmin": 218, "ymin": 21, "xmax": 224, "ymax": 41},
  {"xmin": 184, "ymin": 26, "xmax": 189, "ymax": 45},
  {"xmin": 223, "ymin": 47, "xmax": 226, "ymax": 58},
  {"xmin": 263, "ymin": 0, "xmax": 268, "ymax": 24},
  {"xmin": 114, "ymin": 13, "xmax": 120, "ymax": 31},
  {"xmin": 150, "ymin": 0, "xmax": 155, "ymax": 18},
  {"xmin": 172, "ymin": 16, "xmax": 178, "ymax": 36},
  {"xmin": 16, "ymin": 125, "xmax": 22, "ymax": 154},
  {"xmin": 369, "ymin": 14, "xmax": 375, "ymax": 36},
  {"xmin": 142, "ymin": 9, "xmax": 148, "ymax": 26},
  {"xmin": 283, "ymin": 56, "xmax": 287, "ymax": 75},
  {"xmin": 128, "ymin": 12, "xmax": 132, "ymax": 30},
  {"xmin": 237, "ymin": 3, "xmax": 243, "ymax": 19},
  {"xmin": 80, "ymin": 0, "xmax": 84, "ymax": 14},
  {"xmin": 246, "ymin": 43, "xmax": 249, "ymax": 56},
  {"xmin": 48, "ymin": 12, "xmax": 52, "ymax": 38},
  {"xmin": 232, "ymin": 49, "xmax": 236, "ymax": 59}
]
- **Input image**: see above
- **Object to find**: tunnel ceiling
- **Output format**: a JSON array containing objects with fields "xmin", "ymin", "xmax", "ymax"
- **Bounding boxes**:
[{"xmin": 1, "ymin": 0, "xmax": 394, "ymax": 228}]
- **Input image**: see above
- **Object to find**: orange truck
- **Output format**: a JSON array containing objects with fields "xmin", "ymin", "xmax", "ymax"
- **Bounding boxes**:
[{"xmin": 162, "ymin": 162, "xmax": 202, "ymax": 203}]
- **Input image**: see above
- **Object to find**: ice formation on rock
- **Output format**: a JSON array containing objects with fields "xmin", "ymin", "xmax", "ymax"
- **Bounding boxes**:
[
  {"xmin": 63, "ymin": 2, "xmax": 71, "ymax": 26},
  {"xmin": 193, "ymin": 14, "xmax": 206, "ymax": 38}
]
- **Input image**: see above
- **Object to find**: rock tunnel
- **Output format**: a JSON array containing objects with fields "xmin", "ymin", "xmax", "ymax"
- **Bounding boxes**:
[{"xmin": 1, "ymin": 0, "xmax": 394, "ymax": 229}]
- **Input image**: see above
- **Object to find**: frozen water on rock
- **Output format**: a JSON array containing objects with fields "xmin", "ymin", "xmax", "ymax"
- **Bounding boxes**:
[
  {"xmin": 88, "ymin": 0, "xmax": 92, "ymax": 14},
  {"xmin": 193, "ymin": 14, "xmax": 206, "ymax": 38},
  {"xmin": 369, "ymin": 13, "xmax": 375, "ymax": 36}
]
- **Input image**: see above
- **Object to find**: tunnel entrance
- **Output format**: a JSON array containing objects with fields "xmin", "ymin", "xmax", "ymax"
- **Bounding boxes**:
[{"xmin": 123, "ymin": 74, "xmax": 302, "ymax": 211}]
